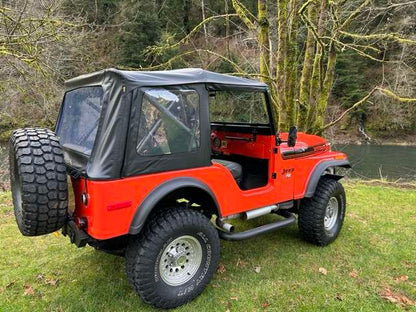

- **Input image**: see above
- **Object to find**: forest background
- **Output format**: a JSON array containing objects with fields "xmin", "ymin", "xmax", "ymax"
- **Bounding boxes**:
[{"xmin": 1, "ymin": 0, "xmax": 415, "ymax": 144}]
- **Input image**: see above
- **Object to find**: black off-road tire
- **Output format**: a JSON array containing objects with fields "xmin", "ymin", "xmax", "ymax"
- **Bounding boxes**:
[
  {"xmin": 9, "ymin": 128, "xmax": 68, "ymax": 236},
  {"xmin": 125, "ymin": 207, "xmax": 220, "ymax": 309},
  {"xmin": 298, "ymin": 177, "xmax": 346, "ymax": 246}
]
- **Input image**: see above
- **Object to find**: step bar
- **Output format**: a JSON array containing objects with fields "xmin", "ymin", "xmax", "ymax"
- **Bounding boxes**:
[{"xmin": 217, "ymin": 210, "xmax": 296, "ymax": 241}]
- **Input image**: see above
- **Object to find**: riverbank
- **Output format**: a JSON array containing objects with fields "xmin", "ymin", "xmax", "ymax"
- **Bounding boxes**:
[
  {"xmin": 325, "ymin": 127, "xmax": 416, "ymax": 146},
  {"xmin": 1, "ymin": 182, "xmax": 415, "ymax": 311}
]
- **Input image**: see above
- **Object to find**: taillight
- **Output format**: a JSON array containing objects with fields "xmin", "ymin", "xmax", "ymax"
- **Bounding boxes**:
[{"xmin": 81, "ymin": 193, "xmax": 88, "ymax": 205}]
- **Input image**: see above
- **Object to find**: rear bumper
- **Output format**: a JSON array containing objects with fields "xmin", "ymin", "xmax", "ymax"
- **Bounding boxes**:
[{"xmin": 62, "ymin": 219, "xmax": 91, "ymax": 248}]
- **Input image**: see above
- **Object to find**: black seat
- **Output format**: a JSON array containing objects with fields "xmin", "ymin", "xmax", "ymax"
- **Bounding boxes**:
[{"xmin": 212, "ymin": 159, "xmax": 243, "ymax": 185}]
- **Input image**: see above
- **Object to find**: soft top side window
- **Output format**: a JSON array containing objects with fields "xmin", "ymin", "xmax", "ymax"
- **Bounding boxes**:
[
  {"xmin": 136, "ymin": 87, "xmax": 200, "ymax": 156},
  {"xmin": 209, "ymin": 90, "xmax": 269, "ymax": 125}
]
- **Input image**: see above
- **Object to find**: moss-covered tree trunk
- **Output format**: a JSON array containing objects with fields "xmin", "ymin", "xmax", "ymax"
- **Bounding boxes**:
[
  {"xmin": 298, "ymin": 2, "xmax": 316, "ymax": 130},
  {"xmin": 258, "ymin": 0, "xmax": 270, "ymax": 84},
  {"xmin": 243, "ymin": 0, "xmax": 413, "ymax": 135},
  {"xmin": 285, "ymin": 0, "xmax": 299, "ymax": 127},
  {"xmin": 276, "ymin": 0, "xmax": 288, "ymax": 130},
  {"xmin": 313, "ymin": 42, "xmax": 337, "ymax": 133},
  {"xmin": 305, "ymin": 0, "xmax": 327, "ymax": 132},
  {"xmin": 258, "ymin": 0, "xmax": 279, "ymax": 123}
]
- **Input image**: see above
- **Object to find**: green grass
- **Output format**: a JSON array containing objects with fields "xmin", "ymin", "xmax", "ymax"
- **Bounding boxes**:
[{"xmin": 0, "ymin": 182, "xmax": 415, "ymax": 311}]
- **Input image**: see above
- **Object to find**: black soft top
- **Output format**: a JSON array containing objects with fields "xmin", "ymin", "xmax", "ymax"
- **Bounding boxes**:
[
  {"xmin": 59, "ymin": 68, "xmax": 269, "ymax": 180},
  {"xmin": 64, "ymin": 68, "xmax": 268, "ymax": 91}
]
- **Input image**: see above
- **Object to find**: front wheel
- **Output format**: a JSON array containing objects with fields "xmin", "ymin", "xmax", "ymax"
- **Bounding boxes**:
[
  {"xmin": 298, "ymin": 178, "xmax": 346, "ymax": 246},
  {"xmin": 125, "ymin": 207, "xmax": 220, "ymax": 309}
]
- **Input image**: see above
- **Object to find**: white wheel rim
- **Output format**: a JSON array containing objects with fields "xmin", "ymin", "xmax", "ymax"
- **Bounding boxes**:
[
  {"xmin": 324, "ymin": 197, "xmax": 339, "ymax": 231},
  {"xmin": 159, "ymin": 235, "xmax": 202, "ymax": 286}
]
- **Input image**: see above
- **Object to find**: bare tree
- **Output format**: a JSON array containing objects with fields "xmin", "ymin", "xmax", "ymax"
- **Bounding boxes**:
[
  {"xmin": 0, "ymin": 0, "xmax": 96, "ymax": 136},
  {"xmin": 143, "ymin": 0, "xmax": 416, "ymax": 134}
]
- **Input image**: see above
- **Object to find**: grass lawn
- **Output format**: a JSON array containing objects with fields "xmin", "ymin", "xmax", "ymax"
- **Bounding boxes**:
[{"xmin": 0, "ymin": 182, "xmax": 415, "ymax": 311}]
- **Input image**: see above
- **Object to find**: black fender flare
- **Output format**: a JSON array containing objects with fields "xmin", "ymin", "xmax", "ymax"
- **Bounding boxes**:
[
  {"xmin": 129, "ymin": 177, "xmax": 219, "ymax": 235},
  {"xmin": 304, "ymin": 159, "xmax": 351, "ymax": 198}
]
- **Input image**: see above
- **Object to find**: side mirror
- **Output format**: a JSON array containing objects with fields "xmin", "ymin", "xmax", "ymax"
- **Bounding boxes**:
[
  {"xmin": 287, "ymin": 126, "xmax": 297, "ymax": 147},
  {"xmin": 275, "ymin": 126, "xmax": 298, "ymax": 146}
]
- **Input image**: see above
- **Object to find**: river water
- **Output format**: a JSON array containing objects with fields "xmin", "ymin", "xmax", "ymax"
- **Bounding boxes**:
[
  {"xmin": 0, "ymin": 143, "xmax": 415, "ymax": 188},
  {"xmin": 333, "ymin": 144, "xmax": 416, "ymax": 181}
]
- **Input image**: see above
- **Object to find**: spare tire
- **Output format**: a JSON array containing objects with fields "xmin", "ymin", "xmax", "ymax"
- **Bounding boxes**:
[{"xmin": 9, "ymin": 128, "xmax": 68, "ymax": 236}]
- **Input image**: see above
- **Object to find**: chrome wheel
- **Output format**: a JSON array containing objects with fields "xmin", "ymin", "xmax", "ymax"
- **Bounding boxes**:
[
  {"xmin": 159, "ymin": 235, "xmax": 202, "ymax": 286},
  {"xmin": 324, "ymin": 197, "xmax": 339, "ymax": 231}
]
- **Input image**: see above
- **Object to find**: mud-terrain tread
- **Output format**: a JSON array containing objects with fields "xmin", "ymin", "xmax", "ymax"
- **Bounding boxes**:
[
  {"xmin": 125, "ymin": 207, "xmax": 220, "ymax": 309},
  {"xmin": 298, "ymin": 177, "xmax": 346, "ymax": 246},
  {"xmin": 9, "ymin": 128, "xmax": 68, "ymax": 236}
]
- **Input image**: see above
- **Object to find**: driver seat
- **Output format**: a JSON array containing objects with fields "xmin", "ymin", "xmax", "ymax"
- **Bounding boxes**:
[{"xmin": 212, "ymin": 159, "xmax": 243, "ymax": 185}]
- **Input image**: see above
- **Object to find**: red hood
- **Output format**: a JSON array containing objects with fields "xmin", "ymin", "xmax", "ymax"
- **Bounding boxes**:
[
  {"xmin": 279, "ymin": 132, "xmax": 330, "ymax": 159},
  {"xmin": 295, "ymin": 132, "xmax": 328, "ymax": 148}
]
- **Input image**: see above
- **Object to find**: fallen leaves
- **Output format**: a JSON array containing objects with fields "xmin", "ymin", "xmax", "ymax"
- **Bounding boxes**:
[
  {"xmin": 402, "ymin": 261, "xmax": 414, "ymax": 269},
  {"xmin": 254, "ymin": 266, "xmax": 261, "ymax": 274},
  {"xmin": 380, "ymin": 287, "xmax": 416, "ymax": 307},
  {"xmin": 394, "ymin": 275, "xmax": 408, "ymax": 282},
  {"xmin": 35, "ymin": 273, "xmax": 59, "ymax": 286},
  {"xmin": 5, "ymin": 274, "xmax": 60, "ymax": 298},
  {"xmin": 236, "ymin": 258, "xmax": 247, "ymax": 268},
  {"xmin": 349, "ymin": 270, "xmax": 358, "ymax": 278},
  {"xmin": 45, "ymin": 278, "xmax": 59, "ymax": 286},
  {"xmin": 261, "ymin": 302, "xmax": 271, "ymax": 309},
  {"xmin": 318, "ymin": 267, "xmax": 327, "ymax": 275},
  {"xmin": 23, "ymin": 284, "xmax": 35, "ymax": 296},
  {"xmin": 217, "ymin": 263, "xmax": 226, "ymax": 274}
]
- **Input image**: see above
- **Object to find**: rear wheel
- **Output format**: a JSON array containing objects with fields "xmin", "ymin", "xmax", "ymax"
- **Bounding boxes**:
[
  {"xmin": 125, "ymin": 206, "xmax": 220, "ymax": 309},
  {"xmin": 298, "ymin": 178, "xmax": 346, "ymax": 246}
]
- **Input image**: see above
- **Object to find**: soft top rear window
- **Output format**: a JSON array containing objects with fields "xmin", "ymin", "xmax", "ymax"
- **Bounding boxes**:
[{"xmin": 56, "ymin": 86, "xmax": 103, "ymax": 156}]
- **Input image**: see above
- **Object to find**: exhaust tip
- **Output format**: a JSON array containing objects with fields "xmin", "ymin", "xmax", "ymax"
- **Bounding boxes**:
[
  {"xmin": 216, "ymin": 218, "xmax": 235, "ymax": 233},
  {"xmin": 224, "ymin": 223, "xmax": 234, "ymax": 233}
]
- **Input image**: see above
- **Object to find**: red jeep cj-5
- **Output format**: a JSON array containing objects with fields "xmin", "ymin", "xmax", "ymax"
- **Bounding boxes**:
[{"xmin": 9, "ymin": 68, "xmax": 350, "ymax": 309}]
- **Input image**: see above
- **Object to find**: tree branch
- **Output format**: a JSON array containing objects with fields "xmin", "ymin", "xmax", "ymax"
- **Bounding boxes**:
[
  {"xmin": 326, "ymin": 37, "xmax": 399, "ymax": 63},
  {"xmin": 339, "ymin": 0, "xmax": 372, "ymax": 30},
  {"xmin": 146, "ymin": 14, "xmax": 238, "ymax": 56},
  {"xmin": 368, "ymin": 0, "xmax": 416, "ymax": 11},
  {"xmin": 298, "ymin": 0, "xmax": 326, "ymax": 49},
  {"xmin": 224, "ymin": 72, "xmax": 276, "ymax": 82},
  {"xmin": 339, "ymin": 31, "xmax": 416, "ymax": 45},
  {"xmin": 122, "ymin": 49, "xmax": 246, "ymax": 73},
  {"xmin": 321, "ymin": 87, "xmax": 416, "ymax": 131},
  {"xmin": 231, "ymin": 0, "xmax": 257, "ymax": 30},
  {"xmin": 377, "ymin": 88, "xmax": 416, "ymax": 103}
]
